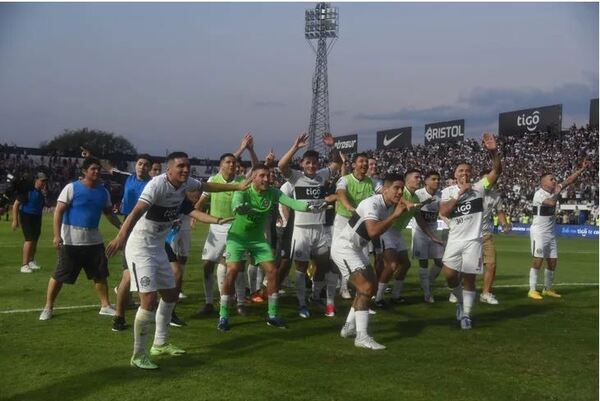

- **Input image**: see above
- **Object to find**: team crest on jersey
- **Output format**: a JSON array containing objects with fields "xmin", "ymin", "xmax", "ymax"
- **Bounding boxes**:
[
  {"xmin": 261, "ymin": 199, "xmax": 270, "ymax": 208},
  {"xmin": 536, "ymin": 248, "xmax": 543, "ymax": 255},
  {"xmin": 140, "ymin": 276, "xmax": 151, "ymax": 288}
]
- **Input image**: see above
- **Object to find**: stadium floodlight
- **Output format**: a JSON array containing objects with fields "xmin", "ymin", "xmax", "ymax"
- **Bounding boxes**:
[{"xmin": 305, "ymin": 2, "xmax": 339, "ymax": 153}]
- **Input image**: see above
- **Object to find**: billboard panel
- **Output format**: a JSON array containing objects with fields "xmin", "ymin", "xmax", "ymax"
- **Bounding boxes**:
[
  {"xmin": 333, "ymin": 134, "xmax": 358, "ymax": 154},
  {"xmin": 424, "ymin": 119, "xmax": 465, "ymax": 145},
  {"xmin": 498, "ymin": 104, "xmax": 562, "ymax": 137},
  {"xmin": 376, "ymin": 127, "xmax": 412, "ymax": 150}
]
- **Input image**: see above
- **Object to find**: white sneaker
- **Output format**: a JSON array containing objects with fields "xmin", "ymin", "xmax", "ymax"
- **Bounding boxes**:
[
  {"xmin": 455, "ymin": 304, "xmax": 464, "ymax": 321},
  {"xmin": 340, "ymin": 323, "xmax": 356, "ymax": 338},
  {"xmin": 28, "ymin": 261, "xmax": 41, "ymax": 270},
  {"xmin": 368, "ymin": 308, "xmax": 377, "ymax": 315},
  {"xmin": 480, "ymin": 292, "xmax": 499, "ymax": 305},
  {"xmin": 354, "ymin": 335, "xmax": 386, "ymax": 350},
  {"xmin": 424, "ymin": 294, "xmax": 435, "ymax": 304},
  {"xmin": 178, "ymin": 292, "xmax": 187, "ymax": 300},
  {"xmin": 460, "ymin": 316, "xmax": 472, "ymax": 330},
  {"xmin": 113, "ymin": 286, "xmax": 119, "ymax": 295},
  {"xmin": 449, "ymin": 293, "xmax": 458, "ymax": 303},
  {"xmin": 39, "ymin": 309, "xmax": 53, "ymax": 320},
  {"xmin": 99, "ymin": 305, "xmax": 117, "ymax": 316},
  {"xmin": 340, "ymin": 288, "xmax": 352, "ymax": 300},
  {"xmin": 20, "ymin": 265, "xmax": 34, "ymax": 273}
]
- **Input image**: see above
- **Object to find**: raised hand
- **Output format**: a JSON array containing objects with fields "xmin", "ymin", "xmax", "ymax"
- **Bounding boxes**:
[
  {"xmin": 240, "ymin": 133, "xmax": 253, "ymax": 150},
  {"xmin": 582, "ymin": 159, "xmax": 592, "ymax": 169},
  {"xmin": 482, "ymin": 132, "xmax": 497, "ymax": 152},
  {"xmin": 294, "ymin": 133, "xmax": 310, "ymax": 150},
  {"xmin": 393, "ymin": 199, "xmax": 408, "ymax": 217},
  {"xmin": 265, "ymin": 148, "xmax": 275, "ymax": 165},
  {"xmin": 457, "ymin": 177, "xmax": 472, "ymax": 195},
  {"xmin": 322, "ymin": 133, "xmax": 335, "ymax": 147}
]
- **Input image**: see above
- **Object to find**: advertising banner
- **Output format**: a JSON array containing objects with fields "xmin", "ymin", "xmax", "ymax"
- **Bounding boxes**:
[
  {"xmin": 333, "ymin": 134, "xmax": 358, "ymax": 154},
  {"xmin": 498, "ymin": 104, "xmax": 562, "ymax": 137},
  {"xmin": 590, "ymin": 98, "xmax": 599, "ymax": 128},
  {"xmin": 376, "ymin": 127, "xmax": 412, "ymax": 150},
  {"xmin": 424, "ymin": 119, "xmax": 465, "ymax": 145},
  {"xmin": 497, "ymin": 224, "xmax": 598, "ymax": 239}
]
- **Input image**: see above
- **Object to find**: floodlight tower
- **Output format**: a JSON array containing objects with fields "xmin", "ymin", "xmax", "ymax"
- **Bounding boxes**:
[{"xmin": 305, "ymin": 3, "xmax": 338, "ymax": 153}]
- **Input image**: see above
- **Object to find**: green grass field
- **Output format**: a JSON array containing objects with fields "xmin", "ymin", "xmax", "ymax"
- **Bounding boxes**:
[{"xmin": 0, "ymin": 215, "xmax": 598, "ymax": 401}]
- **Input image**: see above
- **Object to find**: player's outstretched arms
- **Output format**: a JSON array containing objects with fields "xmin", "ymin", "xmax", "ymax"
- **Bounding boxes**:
[
  {"xmin": 278, "ymin": 133, "xmax": 309, "ymax": 178},
  {"xmin": 482, "ymin": 132, "xmax": 502, "ymax": 186},
  {"xmin": 105, "ymin": 200, "xmax": 149, "ymax": 258},
  {"xmin": 188, "ymin": 209, "xmax": 233, "ymax": 225}
]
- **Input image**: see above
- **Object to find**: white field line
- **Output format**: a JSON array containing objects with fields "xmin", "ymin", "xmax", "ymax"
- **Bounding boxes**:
[
  {"xmin": 0, "ymin": 304, "xmax": 98, "ymax": 314},
  {"xmin": 493, "ymin": 283, "xmax": 598, "ymax": 288}
]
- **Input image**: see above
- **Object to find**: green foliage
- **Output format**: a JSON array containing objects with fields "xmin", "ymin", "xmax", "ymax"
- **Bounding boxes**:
[{"xmin": 41, "ymin": 128, "xmax": 137, "ymax": 158}]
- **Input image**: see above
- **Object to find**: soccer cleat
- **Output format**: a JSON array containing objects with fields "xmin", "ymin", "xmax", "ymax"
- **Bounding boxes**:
[
  {"xmin": 178, "ymin": 292, "xmax": 187, "ymax": 300},
  {"xmin": 236, "ymin": 305, "xmax": 248, "ymax": 316},
  {"xmin": 99, "ymin": 305, "xmax": 117, "ymax": 316},
  {"xmin": 460, "ymin": 316, "xmax": 472, "ymax": 330},
  {"xmin": 384, "ymin": 286, "xmax": 392, "ymax": 294},
  {"xmin": 449, "ymin": 293, "xmax": 458, "ymax": 303},
  {"xmin": 112, "ymin": 316, "xmax": 127, "ymax": 331},
  {"xmin": 455, "ymin": 303, "xmax": 464, "ymax": 321},
  {"xmin": 542, "ymin": 289, "xmax": 562, "ymax": 298},
  {"xmin": 217, "ymin": 317, "xmax": 230, "ymax": 332},
  {"xmin": 250, "ymin": 292, "xmax": 266, "ymax": 303},
  {"xmin": 424, "ymin": 294, "xmax": 435, "ymax": 304},
  {"xmin": 480, "ymin": 292, "xmax": 499, "ymax": 305},
  {"xmin": 20, "ymin": 264, "xmax": 34, "ymax": 273},
  {"xmin": 266, "ymin": 316, "xmax": 287, "ymax": 329},
  {"xmin": 354, "ymin": 335, "xmax": 386, "ymax": 350},
  {"xmin": 340, "ymin": 323, "xmax": 356, "ymax": 338},
  {"xmin": 28, "ymin": 261, "xmax": 41, "ymax": 270},
  {"xmin": 374, "ymin": 299, "xmax": 388, "ymax": 309},
  {"xmin": 340, "ymin": 288, "xmax": 352, "ymax": 300},
  {"xmin": 150, "ymin": 343, "xmax": 186, "ymax": 356},
  {"xmin": 130, "ymin": 353, "xmax": 159, "ymax": 370},
  {"xmin": 169, "ymin": 312, "xmax": 186, "ymax": 327},
  {"xmin": 368, "ymin": 308, "xmax": 377, "ymax": 315},
  {"xmin": 298, "ymin": 306, "xmax": 310, "ymax": 318},
  {"xmin": 39, "ymin": 308, "xmax": 53, "ymax": 321},
  {"xmin": 528, "ymin": 290, "xmax": 543, "ymax": 300},
  {"xmin": 324, "ymin": 304, "xmax": 336, "ymax": 317},
  {"xmin": 198, "ymin": 303, "xmax": 215, "ymax": 316}
]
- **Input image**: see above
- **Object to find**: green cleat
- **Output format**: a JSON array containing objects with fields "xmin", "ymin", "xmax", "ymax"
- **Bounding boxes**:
[
  {"xmin": 130, "ymin": 354, "xmax": 159, "ymax": 370},
  {"xmin": 150, "ymin": 343, "xmax": 186, "ymax": 356}
]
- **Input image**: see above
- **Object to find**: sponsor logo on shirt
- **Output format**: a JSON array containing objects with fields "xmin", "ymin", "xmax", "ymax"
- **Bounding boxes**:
[
  {"xmin": 295, "ymin": 186, "xmax": 325, "ymax": 200},
  {"xmin": 450, "ymin": 198, "xmax": 483, "ymax": 218}
]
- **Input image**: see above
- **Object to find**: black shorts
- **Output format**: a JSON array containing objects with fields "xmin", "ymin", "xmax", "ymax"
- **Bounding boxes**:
[
  {"xmin": 279, "ymin": 226, "xmax": 293, "ymax": 260},
  {"xmin": 165, "ymin": 243, "xmax": 177, "ymax": 263},
  {"xmin": 53, "ymin": 244, "xmax": 109, "ymax": 284},
  {"xmin": 20, "ymin": 212, "xmax": 42, "ymax": 241}
]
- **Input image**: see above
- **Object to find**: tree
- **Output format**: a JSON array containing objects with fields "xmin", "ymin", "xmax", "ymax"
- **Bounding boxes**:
[{"xmin": 41, "ymin": 128, "xmax": 137, "ymax": 159}]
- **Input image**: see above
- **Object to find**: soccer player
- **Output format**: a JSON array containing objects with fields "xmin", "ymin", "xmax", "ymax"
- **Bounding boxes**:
[
  {"xmin": 527, "ymin": 160, "xmax": 591, "ymax": 300},
  {"xmin": 196, "ymin": 134, "xmax": 258, "ymax": 315},
  {"xmin": 438, "ymin": 133, "xmax": 501, "ymax": 329},
  {"xmin": 217, "ymin": 164, "xmax": 318, "ymax": 331},
  {"xmin": 376, "ymin": 169, "xmax": 442, "ymax": 307},
  {"xmin": 12, "ymin": 172, "xmax": 47, "ymax": 273},
  {"xmin": 334, "ymin": 153, "xmax": 376, "ymax": 300},
  {"xmin": 105, "ymin": 152, "xmax": 246, "ymax": 370},
  {"xmin": 412, "ymin": 170, "xmax": 444, "ymax": 303},
  {"xmin": 150, "ymin": 162, "xmax": 162, "ymax": 177},
  {"xmin": 332, "ymin": 174, "xmax": 410, "ymax": 350},
  {"xmin": 39, "ymin": 158, "xmax": 123, "ymax": 321},
  {"xmin": 278, "ymin": 133, "xmax": 342, "ymax": 318},
  {"xmin": 367, "ymin": 157, "xmax": 383, "ymax": 193}
]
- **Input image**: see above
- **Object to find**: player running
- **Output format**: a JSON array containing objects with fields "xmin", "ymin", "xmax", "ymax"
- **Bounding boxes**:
[
  {"xmin": 438, "ymin": 133, "xmax": 501, "ymax": 330},
  {"xmin": 527, "ymin": 160, "xmax": 591, "ymax": 300}
]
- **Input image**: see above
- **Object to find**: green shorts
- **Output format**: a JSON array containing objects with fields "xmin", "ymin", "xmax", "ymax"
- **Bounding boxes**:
[{"xmin": 225, "ymin": 239, "xmax": 274, "ymax": 265}]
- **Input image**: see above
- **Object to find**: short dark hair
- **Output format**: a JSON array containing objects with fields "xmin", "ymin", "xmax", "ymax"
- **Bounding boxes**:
[
  {"xmin": 424, "ymin": 170, "xmax": 440, "ymax": 180},
  {"xmin": 167, "ymin": 152, "xmax": 188, "ymax": 162},
  {"xmin": 454, "ymin": 161, "xmax": 472, "ymax": 172},
  {"xmin": 252, "ymin": 163, "xmax": 270, "ymax": 173},
  {"xmin": 383, "ymin": 173, "xmax": 405, "ymax": 185},
  {"xmin": 136, "ymin": 153, "xmax": 153, "ymax": 164},
  {"xmin": 353, "ymin": 152, "xmax": 369, "ymax": 163},
  {"xmin": 82, "ymin": 157, "xmax": 101, "ymax": 171},
  {"xmin": 540, "ymin": 172, "xmax": 553, "ymax": 180},
  {"xmin": 301, "ymin": 150, "xmax": 320, "ymax": 161},
  {"xmin": 481, "ymin": 168, "xmax": 491, "ymax": 176},
  {"xmin": 405, "ymin": 168, "xmax": 421, "ymax": 177},
  {"xmin": 220, "ymin": 153, "xmax": 236, "ymax": 163}
]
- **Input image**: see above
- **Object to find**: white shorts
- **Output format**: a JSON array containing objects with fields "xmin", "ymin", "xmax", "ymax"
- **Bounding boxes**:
[
  {"xmin": 380, "ymin": 227, "xmax": 408, "ymax": 252},
  {"xmin": 530, "ymin": 231, "xmax": 558, "ymax": 259},
  {"xmin": 291, "ymin": 224, "xmax": 330, "ymax": 262},
  {"xmin": 412, "ymin": 229, "xmax": 444, "ymax": 260},
  {"xmin": 202, "ymin": 224, "xmax": 230, "ymax": 262},
  {"xmin": 170, "ymin": 229, "xmax": 191, "ymax": 257},
  {"xmin": 442, "ymin": 238, "xmax": 483, "ymax": 275},
  {"xmin": 330, "ymin": 245, "xmax": 370, "ymax": 280},
  {"xmin": 126, "ymin": 242, "xmax": 175, "ymax": 293}
]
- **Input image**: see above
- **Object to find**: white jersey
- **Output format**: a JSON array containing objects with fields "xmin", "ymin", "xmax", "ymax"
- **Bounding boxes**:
[
  {"xmin": 286, "ymin": 168, "xmax": 331, "ymax": 226},
  {"xmin": 482, "ymin": 189, "xmax": 502, "ymax": 235},
  {"xmin": 179, "ymin": 214, "xmax": 192, "ymax": 231},
  {"xmin": 441, "ymin": 178, "xmax": 488, "ymax": 242},
  {"xmin": 129, "ymin": 174, "xmax": 202, "ymax": 247},
  {"xmin": 530, "ymin": 188, "xmax": 556, "ymax": 235},
  {"xmin": 371, "ymin": 177, "xmax": 383, "ymax": 193},
  {"xmin": 338, "ymin": 194, "xmax": 392, "ymax": 250},
  {"xmin": 278, "ymin": 181, "xmax": 294, "ymax": 227},
  {"xmin": 414, "ymin": 187, "xmax": 441, "ymax": 233}
]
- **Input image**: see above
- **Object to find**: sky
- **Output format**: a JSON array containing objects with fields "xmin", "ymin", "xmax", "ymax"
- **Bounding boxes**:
[{"xmin": 0, "ymin": 2, "xmax": 598, "ymax": 158}]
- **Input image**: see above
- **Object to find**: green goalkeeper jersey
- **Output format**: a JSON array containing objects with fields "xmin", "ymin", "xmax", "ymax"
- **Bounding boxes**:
[{"xmin": 204, "ymin": 173, "xmax": 245, "ymax": 218}]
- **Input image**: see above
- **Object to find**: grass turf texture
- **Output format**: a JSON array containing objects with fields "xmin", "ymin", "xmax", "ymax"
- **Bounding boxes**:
[{"xmin": 0, "ymin": 215, "xmax": 597, "ymax": 401}]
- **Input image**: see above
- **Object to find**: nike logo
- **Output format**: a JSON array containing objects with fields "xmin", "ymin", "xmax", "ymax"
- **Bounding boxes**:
[{"xmin": 383, "ymin": 133, "xmax": 402, "ymax": 147}]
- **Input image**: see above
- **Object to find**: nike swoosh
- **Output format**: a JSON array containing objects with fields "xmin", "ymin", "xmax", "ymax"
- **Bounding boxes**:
[{"xmin": 383, "ymin": 133, "xmax": 402, "ymax": 147}]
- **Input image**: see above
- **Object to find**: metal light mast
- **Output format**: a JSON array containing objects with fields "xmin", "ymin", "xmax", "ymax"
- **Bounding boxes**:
[{"xmin": 305, "ymin": 3, "xmax": 338, "ymax": 153}]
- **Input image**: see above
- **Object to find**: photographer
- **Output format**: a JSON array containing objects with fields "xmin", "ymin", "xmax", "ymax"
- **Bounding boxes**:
[{"xmin": 12, "ymin": 172, "xmax": 48, "ymax": 273}]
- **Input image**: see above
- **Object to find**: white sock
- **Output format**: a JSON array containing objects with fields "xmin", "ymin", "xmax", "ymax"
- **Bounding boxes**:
[
  {"xmin": 340, "ymin": 276, "xmax": 349, "ymax": 293},
  {"xmin": 247, "ymin": 264, "xmax": 258, "ymax": 294},
  {"xmin": 392, "ymin": 279, "xmax": 404, "ymax": 299},
  {"xmin": 256, "ymin": 267, "xmax": 265, "ymax": 291},
  {"xmin": 204, "ymin": 273, "xmax": 214, "ymax": 304},
  {"xmin": 235, "ymin": 272, "xmax": 246, "ymax": 306},
  {"xmin": 313, "ymin": 280, "xmax": 325, "ymax": 301},
  {"xmin": 529, "ymin": 268, "xmax": 539, "ymax": 291},
  {"xmin": 544, "ymin": 269, "xmax": 555, "ymax": 290},
  {"xmin": 355, "ymin": 310, "xmax": 369, "ymax": 338},
  {"xmin": 217, "ymin": 263, "xmax": 227, "ymax": 295},
  {"xmin": 451, "ymin": 285, "xmax": 463, "ymax": 304},
  {"xmin": 429, "ymin": 264, "xmax": 443, "ymax": 283},
  {"xmin": 462, "ymin": 290, "xmax": 475, "ymax": 317},
  {"xmin": 325, "ymin": 272, "xmax": 337, "ymax": 306},
  {"xmin": 133, "ymin": 307, "xmax": 155, "ymax": 356},
  {"xmin": 375, "ymin": 282, "xmax": 387, "ymax": 301},
  {"xmin": 345, "ymin": 307, "xmax": 356, "ymax": 325},
  {"xmin": 153, "ymin": 300, "xmax": 176, "ymax": 347},
  {"xmin": 296, "ymin": 271, "xmax": 307, "ymax": 307},
  {"xmin": 419, "ymin": 268, "xmax": 431, "ymax": 297}
]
